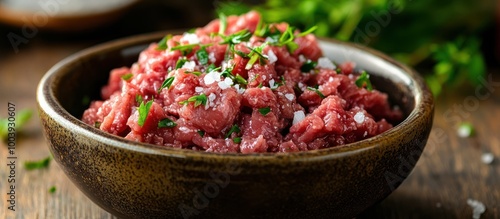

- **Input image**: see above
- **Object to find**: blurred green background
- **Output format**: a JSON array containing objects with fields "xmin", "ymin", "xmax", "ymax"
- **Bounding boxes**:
[{"xmin": 216, "ymin": 0, "xmax": 498, "ymax": 96}]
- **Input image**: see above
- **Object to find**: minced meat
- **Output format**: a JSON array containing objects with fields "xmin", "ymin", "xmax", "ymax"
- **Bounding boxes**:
[{"xmin": 82, "ymin": 11, "xmax": 403, "ymax": 153}]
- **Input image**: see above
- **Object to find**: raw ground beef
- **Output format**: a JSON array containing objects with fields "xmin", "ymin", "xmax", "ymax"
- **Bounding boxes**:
[{"xmin": 82, "ymin": 11, "xmax": 403, "ymax": 153}]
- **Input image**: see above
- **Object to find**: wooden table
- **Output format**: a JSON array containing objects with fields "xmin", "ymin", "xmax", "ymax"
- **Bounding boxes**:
[{"xmin": 1, "ymin": 3, "xmax": 499, "ymax": 219}]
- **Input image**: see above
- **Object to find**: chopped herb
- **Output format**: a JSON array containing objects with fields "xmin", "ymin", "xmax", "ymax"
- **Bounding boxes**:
[
  {"xmin": 156, "ymin": 34, "xmax": 171, "ymax": 51},
  {"xmin": 197, "ymin": 130, "xmax": 205, "ymax": 137},
  {"xmin": 277, "ymin": 25, "xmax": 299, "ymax": 53},
  {"xmin": 257, "ymin": 83, "xmax": 263, "ymax": 88},
  {"xmin": 158, "ymin": 118, "xmax": 177, "ymax": 128},
  {"xmin": 138, "ymin": 100, "xmax": 153, "ymax": 127},
  {"xmin": 171, "ymin": 43, "xmax": 211, "ymax": 56},
  {"xmin": 296, "ymin": 25, "xmax": 318, "ymax": 37},
  {"xmin": 258, "ymin": 107, "xmax": 271, "ymax": 116},
  {"xmin": 206, "ymin": 64, "xmax": 217, "ymax": 73},
  {"xmin": 24, "ymin": 156, "xmax": 51, "ymax": 170},
  {"xmin": 94, "ymin": 121, "xmax": 101, "ymax": 129},
  {"xmin": 121, "ymin": 73, "xmax": 133, "ymax": 81},
  {"xmin": 301, "ymin": 60, "xmax": 317, "ymax": 72},
  {"xmin": 234, "ymin": 49, "xmax": 250, "ymax": 58},
  {"xmin": 220, "ymin": 29, "xmax": 252, "ymax": 46},
  {"xmin": 158, "ymin": 77, "xmax": 175, "ymax": 93},
  {"xmin": 219, "ymin": 13, "xmax": 227, "ymax": 35},
  {"xmin": 336, "ymin": 68, "xmax": 342, "ymax": 74},
  {"xmin": 0, "ymin": 109, "xmax": 32, "ymax": 141},
  {"xmin": 180, "ymin": 93, "xmax": 207, "ymax": 107},
  {"xmin": 185, "ymin": 71, "xmax": 202, "ymax": 76},
  {"xmin": 307, "ymin": 86, "xmax": 325, "ymax": 98},
  {"xmin": 196, "ymin": 47, "xmax": 209, "ymax": 65},
  {"xmin": 135, "ymin": 95, "xmax": 143, "ymax": 104},
  {"xmin": 48, "ymin": 186, "xmax": 56, "ymax": 194},
  {"xmin": 245, "ymin": 43, "xmax": 269, "ymax": 70},
  {"xmin": 234, "ymin": 74, "xmax": 248, "ymax": 85},
  {"xmin": 175, "ymin": 58, "xmax": 188, "ymax": 69},
  {"xmin": 250, "ymin": 74, "xmax": 259, "ymax": 83},
  {"xmin": 225, "ymin": 124, "xmax": 241, "ymax": 138},
  {"xmin": 233, "ymin": 137, "xmax": 242, "ymax": 143},
  {"xmin": 355, "ymin": 71, "xmax": 373, "ymax": 91}
]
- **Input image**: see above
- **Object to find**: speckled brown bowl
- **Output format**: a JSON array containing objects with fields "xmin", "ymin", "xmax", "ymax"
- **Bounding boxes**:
[{"xmin": 37, "ymin": 31, "xmax": 434, "ymax": 219}]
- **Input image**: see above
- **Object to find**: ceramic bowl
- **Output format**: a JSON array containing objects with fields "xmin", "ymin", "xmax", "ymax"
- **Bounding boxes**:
[{"xmin": 37, "ymin": 31, "xmax": 434, "ymax": 219}]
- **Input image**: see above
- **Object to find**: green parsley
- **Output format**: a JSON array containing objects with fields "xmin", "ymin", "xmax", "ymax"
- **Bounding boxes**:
[
  {"xmin": 185, "ymin": 71, "xmax": 202, "ymax": 76},
  {"xmin": 156, "ymin": 34, "xmax": 171, "ymax": 51},
  {"xmin": 24, "ymin": 156, "xmax": 51, "ymax": 170},
  {"xmin": 245, "ymin": 43, "xmax": 269, "ymax": 70},
  {"xmin": 220, "ymin": 29, "xmax": 252, "ymax": 46},
  {"xmin": 258, "ymin": 107, "xmax": 271, "ymax": 116},
  {"xmin": 121, "ymin": 73, "xmax": 133, "ymax": 81},
  {"xmin": 307, "ymin": 86, "xmax": 325, "ymax": 98},
  {"xmin": 180, "ymin": 93, "xmax": 207, "ymax": 107},
  {"xmin": 0, "ymin": 109, "xmax": 32, "ymax": 141},
  {"xmin": 219, "ymin": 13, "xmax": 227, "ymax": 35},
  {"xmin": 197, "ymin": 130, "xmax": 205, "ymax": 137},
  {"xmin": 196, "ymin": 47, "xmax": 209, "ymax": 65},
  {"xmin": 225, "ymin": 124, "xmax": 241, "ymax": 138},
  {"xmin": 138, "ymin": 100, "xmax": 153, "ymax": 127},
  {"xmin": 278, "ymin": 26, "xmax": 299, "ymax": 53},
  {"xmin": 206, "ymin": 64, "xmax": 217, "ymax": 73},
  {"xmin": 94, "ymin": 121, "xmax": 101, "ymax": 129},
  {"xmin": 170, "ymin": 43, "xmax": 200, "ymax": 55},
  {"xmin": 296, "ymin": 25, "xmax": 318, "ymax": 37},
  {"xmin": 175, "ymin": 58, "xmax": 188, "ymax": 69},
  {"xmin": 48, "ymin": 186, "xmax": 56, "ymax": 194},
  {"xmin": 355, "ymin": 71, "xmax": 373, "ymax": 91},
  {"xmin": 158, "ymin": 77, "xmax": 175, "ymax": 93},
  {"xmin": 233, "ymin": 137, "xmax": 242, "ymax": 143},
  {"xmin": 300, "ymin": 60, "xmax": 317, "ymax": 72},
  {"xmin": 135, "ymin": 95, "xmax": 143, "ymax": 104},
  {"xmin": 158, "ymin": 118, "xmax": 177, "ymax": 128}
]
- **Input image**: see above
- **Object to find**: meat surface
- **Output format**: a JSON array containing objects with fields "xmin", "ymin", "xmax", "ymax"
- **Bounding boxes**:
[{"xmin": 82, "ymin": 11, "xmax": 403, "ymax": 153}]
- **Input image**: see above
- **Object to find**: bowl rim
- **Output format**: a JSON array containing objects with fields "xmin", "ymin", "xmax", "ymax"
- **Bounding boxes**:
[{"xmin": 37, "ymin": 30, "xmax": 433, "ymax": 161}]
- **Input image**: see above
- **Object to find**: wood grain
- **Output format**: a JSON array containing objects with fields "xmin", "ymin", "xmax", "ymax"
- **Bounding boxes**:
[{"xmin": 1, "ymin": 3, "xmax": 499, "ymax": 218}]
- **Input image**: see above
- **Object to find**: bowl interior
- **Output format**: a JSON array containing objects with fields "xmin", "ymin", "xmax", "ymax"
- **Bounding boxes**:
[{"xmin": 54, "ymin": 34, "xmax": 416, "ymax": 134}]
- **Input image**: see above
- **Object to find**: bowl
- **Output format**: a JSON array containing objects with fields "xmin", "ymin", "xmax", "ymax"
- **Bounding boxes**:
[{"xmin": 37, "ymin": 31, "xmax": 434, "ymax": 219}]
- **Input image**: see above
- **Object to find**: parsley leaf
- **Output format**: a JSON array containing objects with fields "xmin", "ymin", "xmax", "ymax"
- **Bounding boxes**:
[
  {"xmin": 220, "ymin": 29, "xmax": 252, "ymax": 45},
  {"xmin": 233, "ymin": 137, "xmax": 242, "ymax": 143},
  {"xmin": 196, "ymin": 47, "xmax": 209, "ymax": 65},
  {"xmin": 245, "ymin": 43, "xmax": 269, "ymax": 70},
  {"xmin": 307, "ymin": 86, "xmax": 325, "ymax": 98},
  {"xmin": 158, "ymin": 118, "xmax": 177, "ymax": 128},
  {"xmin": 297, "ymin": 25, "xmax": 318, "ymax": 37},
  {"xmin": 258, "ymin": 107, "xmax": 271, "ymax": 116},
  {"xmin": 185, "ymin": 71, "xmax": 202, "ymax": 76},
  {"xmin": 300, "ymin": 60, "xmax": 317, "ymax": 72},
  {"xmin": 121, "ymin": 73, "xmax": 133, "ymax": 81},
  {"xmin": 156, "ymin": 34, "xmax": 171, "ymax": 51},
  {"xmin": 219, "ymin": 12, "xmax": 227, "ymax": 35},
  {"xmin": 355, "ymin": 71, "xmax": 373, "ymax": 91},
  {"xmin": 138, "ymin": 100, "xmax": 153, "ymax": 127},
  {"xmin": 24, "ymin": 156, "xmax": 51, "ymax": 170},
  {"xmin": 225, "ymin": 124, "xmax": 241, "ymax": 138},
  {"xmin": 197, "ymin": 130, "xmax": 205, "ymax": 137},
  {"xmin": 48, "ymin": 186, "xmax": 56, "ymax": 194},
  {"xmin": 158, "ymin": 77, "xmax": 175, "ymax": 93},
  {"xmin": 175, "ymin": 58, "xmax": 187, "ymax": 69},
  {"xmin": 180, "ymin": 93, "xmax": 207, "ymax": 107}
]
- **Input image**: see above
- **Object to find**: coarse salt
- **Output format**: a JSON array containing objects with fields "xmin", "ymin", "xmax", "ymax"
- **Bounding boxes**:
[
  {"xmin": 269, "ymin": 79, "xmax": 278, "ymax": 89},
  {"xmin": 354, "ymin": 112, "xmax": 365, "ymax": 124},
  {"xmin": 204, "ymin": 70, "xmax": 220, "ymax": 85},
  {"xmin": 293, "ymin": 111, "xmax": 305, "ymax": 125},
  {"xmin": 218, "ymin": 77, "xmax": 233, "ymax": 90},
  {"xmin": 195, "ymin": 86, "xmax": 204, "ymax": 93},
  {"xmin": 481, "ymin": 153, "xmax": 494, "ymax": 164},
  {"xmin": 182, "ymin": 33, "xmax": 200, "ymax": 44},
  {"xmin": 317, "ymin": 57, "xmax": 336, "ymax": 70},
  {"xmin": 285, "ymin": 93, "xmax": 294, "ymax": 101},
  {"xmin": 208, "ymin": 52, "xmax": 216, "ymax": 63},
  {"xmin": 267, "ymin": 50, "xmax": 278, "ymax": 64},
  {"xmin": 182, "ymin": 61, "xmax": 196, "ymax": 71},
  {"xmin": 467, "ymin": 199, "xmax": 486, "ymax": 219}
]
